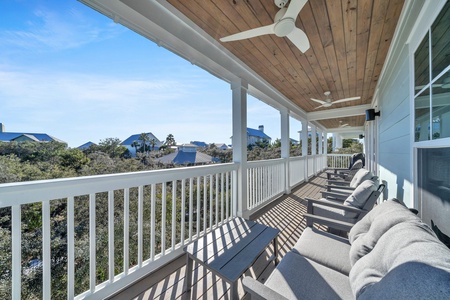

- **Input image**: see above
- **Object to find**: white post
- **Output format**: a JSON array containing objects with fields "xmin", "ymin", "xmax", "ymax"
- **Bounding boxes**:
[
  {"xmin": 280, "ymin": 108, "xmax": 290, "ymax": 193},
  {"xmin": 301, "ymin": 119, "xmax": 309, "ymax": 182},
  {"xmin": 317, "ymin": 129, "xmax": 323, "ymax": 172},
  {"xmin": 324, "ymin": 131, "xmax": 328, "ymax": 169},
  {"xmin": 232, "ymin": 78, "xmax": 248, "ymax": 218},
  {"xmin": 311, "ymin": 125, "xmax": 317, "ymax": 175}
]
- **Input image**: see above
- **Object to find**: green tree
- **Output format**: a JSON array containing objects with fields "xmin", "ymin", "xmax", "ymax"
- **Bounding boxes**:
[
  {"xmin": 149, "ymin": 138, "xmax": 157, "ymax": 151},
  {"xmin": 165, "ymin": 134, "xmax": 176, "ymax": 147},
  {"xmin": 138, "ymin": 133, "xmax": 150, "ymax": 154}
]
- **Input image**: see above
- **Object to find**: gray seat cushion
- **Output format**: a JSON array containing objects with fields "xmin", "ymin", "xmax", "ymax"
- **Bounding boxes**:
[
  {"xmin": 292, "ymin": 227, "xmax": 352, "ymax": 275},
  {"xmin": 350, "ymin": 220, "xmax": 450, "ymax": 298},
  {"xmin": 311, "ymin": 199, "xmax": 360, "ymax": 224},
  {"xmin": 265, "ymin": 251, "xmax": 353, "ymax": 300}
]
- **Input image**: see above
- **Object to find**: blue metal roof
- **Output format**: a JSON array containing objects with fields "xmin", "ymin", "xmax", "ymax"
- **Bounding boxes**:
[
  {"xmin": 78, "ymin": 141, "xmax": 96, "ymax": 149},
  {"xmin": 0, "ymin": 132, "xmax": 64, "ymax": 143},
  {"xmin": 190, "ymin": 141, "xmax": 208, "ymax": 148},
  {"xmin": 121, "ymin": 133, "xmax": 162, "ymax": 146},
  {"xmin": 247, "ymin": 128, "xmax": 271, "ymax": 139},
  {"xmin": 158, "ymin": 150, "xmax": 219, "ymax": 165}
]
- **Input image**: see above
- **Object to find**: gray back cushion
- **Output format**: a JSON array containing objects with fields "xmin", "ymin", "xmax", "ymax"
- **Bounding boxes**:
[
  {"xmin": 350, "ymin": 220, "xmax": 450, "ymax": 298},
  {"xmin": 348, "ymin": 200, "xmax": 419, "ymax": 265},
  {"xmin": 344, "ymin": 180, "xmax": 376, "ymax": 209},
  {"xmin": 349, "ymin": 169, "xmax": 373, "ymax": 188}
]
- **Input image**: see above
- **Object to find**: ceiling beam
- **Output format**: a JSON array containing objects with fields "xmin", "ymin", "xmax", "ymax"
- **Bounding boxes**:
[
  {"xmin": 327, "ymin": 126, "xmax": 365, "ymax": 134},
  {"xmin": 307, "ymin": 104, "xmax": 371, "ymax": 121}
]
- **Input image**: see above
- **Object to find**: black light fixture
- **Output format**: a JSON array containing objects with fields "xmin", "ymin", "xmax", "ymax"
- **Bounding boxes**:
[
  {"xmin": 359, "ymin": 134, "xmax": 365, "ymax": 139},
  {"xmin": 365, "ymin": 109, "xmax": 381, "ymax": 121}
]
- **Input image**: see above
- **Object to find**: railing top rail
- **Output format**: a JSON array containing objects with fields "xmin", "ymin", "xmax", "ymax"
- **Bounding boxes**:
[
  {"xmin": 247, "ymin": 158, "xmax": 285, "ymax": 168},
  {"xmin": 0, "ymin": 163, "xmax": 238, "ymax": 207},
  {"xmin": 327, "ymin": 153, "xmax": 355, "ymax": 157},
  {"xmin": 288, "ymin": 156, "xmax": 306, "ymax": 161}
]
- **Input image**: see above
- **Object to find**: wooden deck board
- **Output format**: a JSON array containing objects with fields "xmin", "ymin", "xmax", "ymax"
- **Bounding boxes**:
[{"xmin": 123, "ymin": 172, "xmax": 329, "ymax": 300}]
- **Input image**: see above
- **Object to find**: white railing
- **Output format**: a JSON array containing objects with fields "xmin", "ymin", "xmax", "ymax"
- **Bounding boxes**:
[
  {"xmin": 0, "ymin": 163, "xmax": 238, "ymax": 300},
  {"xmin": 0, "ymin": 154, "xmax": 332, "ymax": 299},
  {"xmin": 307, "ymin": 156, "xmax": 315, "ymax": 178},
  {"xmin": 289, "ymin": 156, "xmax": 306, "ymax": 188},
  {"xmin": 246, "ymin": 158, "xmax": 285, "ymax": 212},
  {"xmin": 327, "ymin": 154, "xmax": 353, "ymax": 169}
]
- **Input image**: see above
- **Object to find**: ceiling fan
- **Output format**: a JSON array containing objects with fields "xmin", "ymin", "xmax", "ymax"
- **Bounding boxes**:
[
  {"xmin": 339, "ymin": 121, "xmax": 349, "ymax": 128},
  {"xmin": 311, "ymin": 91, "xmax": 361, "ymax": 109},
  {"xmin": 220, "ymin": 0, "xmax": 310, "ymax": 53}
]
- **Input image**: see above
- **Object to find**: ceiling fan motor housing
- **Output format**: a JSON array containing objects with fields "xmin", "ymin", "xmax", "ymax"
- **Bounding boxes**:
[{"xmin": 275, "ymin": 0, "xmax": 289, "ymax": 8}]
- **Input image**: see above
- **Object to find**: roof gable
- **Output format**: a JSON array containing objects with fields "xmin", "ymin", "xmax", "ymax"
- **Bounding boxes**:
[
  {"xmin": 121, "ymin": 133, "xmax": 162, "ymax": 145},
  {"xmin": 247, "ymin": 128, "xmax": 271, "ymax": 139}
]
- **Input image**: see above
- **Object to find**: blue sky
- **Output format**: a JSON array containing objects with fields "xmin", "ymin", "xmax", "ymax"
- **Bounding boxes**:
[{"xmin": 0, "ymin": 0, "xmax": 303, "ymax": 148}]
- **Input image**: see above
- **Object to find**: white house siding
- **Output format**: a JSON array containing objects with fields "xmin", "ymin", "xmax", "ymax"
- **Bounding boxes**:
[
  {"xmin": 376, "ymin": 0, "xmax": 425, "ymax": 207},
  {"xmin": 378, "ymin": 46, "xmax": 413, "ymax": 206}
]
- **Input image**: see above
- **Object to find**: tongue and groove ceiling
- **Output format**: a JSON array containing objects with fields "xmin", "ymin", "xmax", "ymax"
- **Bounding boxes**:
[{"xmin": 166, "ymin": 0, "xmax": 405, "ymax": 129}]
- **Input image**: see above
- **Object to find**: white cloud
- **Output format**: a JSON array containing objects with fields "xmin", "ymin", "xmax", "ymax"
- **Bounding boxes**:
[{"xmin": 0, "ymin": 6, "xmax": 122, "ymax": 51}]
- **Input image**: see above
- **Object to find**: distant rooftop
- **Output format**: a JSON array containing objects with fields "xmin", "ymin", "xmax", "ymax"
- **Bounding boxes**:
[{"xmin": 0, "ymin": 132, "xmax": 65, "ymax": 143}]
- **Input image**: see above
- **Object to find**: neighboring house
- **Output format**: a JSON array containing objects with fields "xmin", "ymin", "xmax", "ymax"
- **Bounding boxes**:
[
  {"xmin": 290, "ymin": 138, "xmax": 299, "ymax": 145},
  {"xmin": 78, "ymin": 141, "xmax": 97, "ymax": 150},
  {"xmin": 121, "ymin": 132, "xmax": 162, "ymax": 157},
  {"xmin": 247, "ymin": 125, "xmax": 271, "ymax": 146},
  {"xmin": 0, "ymin": 127, "xmax": 65, "ymax": 144},
  {"xmin": 157, "ymin": 144, "xmax": 219, "ymax": 165},
  {"xmin": 190, "ymin": 141, "xmax": 208, "ymax": 148},
  {"xmin": 214, "ymin": 143, "xmax": 229, "ymax": 150}
]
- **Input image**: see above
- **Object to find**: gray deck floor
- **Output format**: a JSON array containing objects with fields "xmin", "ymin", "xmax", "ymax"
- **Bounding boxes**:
[{"xmin": 112, "ymin": 172, "xmax": 328, "ymax": 300}]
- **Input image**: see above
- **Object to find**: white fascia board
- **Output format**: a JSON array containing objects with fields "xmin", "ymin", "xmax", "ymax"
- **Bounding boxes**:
[
  {"xmin": 307, "ymin": 105, "xmax": 372, "ymax": 121},
  {"xmin": 327, "ymin": 126, "xmax": 365, "ymax": 134},
  {"xmin": 79, "ymin": 0, "xmax": 308, "ymax": 120}
]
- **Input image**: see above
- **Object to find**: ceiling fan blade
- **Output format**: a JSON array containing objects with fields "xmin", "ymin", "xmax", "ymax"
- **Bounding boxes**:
[
  {"xmin": 287, "ymin": 27, "xmax": 310, "ymax": 52},
  {"xmin": 310, "ymin": 98, "xmax": 326, "ymax": 104},
  {"xmin": 220, "ymin": 24, "xmax": 275, "ymax": 42},
  {"xmin": 331, "ymin": 96, "xmax": 361, "ymax": 104},
  {"xmin": 314, "ymin": 104, "xmax": 326, "ymax": 109},
  {"xmin": 284, "ymin": 0, "xmax": 308, "ymax": 20}
]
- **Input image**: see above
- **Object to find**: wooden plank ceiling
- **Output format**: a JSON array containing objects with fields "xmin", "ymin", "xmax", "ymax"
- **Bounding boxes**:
[{"xmin": 167, "ymin": 0, "xmax": 405, "ymax": 129}]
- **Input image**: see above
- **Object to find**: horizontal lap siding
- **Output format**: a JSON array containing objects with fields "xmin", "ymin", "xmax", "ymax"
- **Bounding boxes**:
[{"xmin": 378, "ymin": 45, "xmax": 413, "ymax": 206}]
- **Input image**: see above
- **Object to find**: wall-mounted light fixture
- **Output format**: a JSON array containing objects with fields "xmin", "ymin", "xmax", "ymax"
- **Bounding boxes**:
[
  {"xmin": 365, "ymin": 109, "xmax": 381, "ymax": 121},
  {"xmin": 359, "ymin": 134, "xmax": 365, "ymax": 139}
]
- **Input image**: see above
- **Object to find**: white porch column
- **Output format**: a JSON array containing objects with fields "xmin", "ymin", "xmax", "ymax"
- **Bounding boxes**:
[
  {"xmin": 311, "ymin": 125, "xmax": 317, "ymax": 175},
  {"xmin": 280, "ymin": 108, "xmax": 290, "ymax": 194},
  {"xmin": 231, "ymin": 78, "xmax": 248, "ymax": 218},
  {"xmin": 324, "ymin": 131, "xmax": 328, "ymax": 169},
  {"xmin": 334, "ymin": 134, "xmax": 343, "ymax": 150},
  {"xmin": 301, "ymin": 119, "xmax": 308, "ymax": 182},
  {"xmin": 317, "ymin": 129, "xmax": 323, "ymax": 172}
]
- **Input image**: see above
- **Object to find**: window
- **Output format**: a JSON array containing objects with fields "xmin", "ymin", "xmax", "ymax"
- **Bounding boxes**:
[{"xmin": 414, "ymin": 1, "xmax": 450, "ymax": 142}]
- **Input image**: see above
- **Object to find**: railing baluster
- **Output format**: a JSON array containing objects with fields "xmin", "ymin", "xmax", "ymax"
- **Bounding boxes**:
[
  {"xmin": 90, "ymin": 193, "xmax": 96, "ymax": 293},
  {"xmin": 189, "ymin": 178, "xmax": 193, "ymax": 242},
  {"xmin": 172, "ymin": 181, "xmax": 176, "ymax": 251},
  {"xmin": 203, "ymin": 176, "xmax": 207, "ymax": 233},
  {"xmin": 226, "ymin": 172, "xmax": 229, "ymax": 220},
  {"xmin": 221, "ymin": 173, "xmax": 224, "ymax": 224},
  {"xmin": 12, "ymin": 205, "xmax": 21, "ymax": 300},
  {"xmin": 67, "ymin": 197, "xmax": 74, "ymax": 298},
  {"xmin": 124, "ymin": 188, "xmax": 129, "ymax": 275},
  {"xmin": 215, "ymin": 173, "xmax": 219, "ymax": 226},
  {"xmin": 138, "ymin": 186, "xmax": 144, "ymax": 268},
  {"xmin": 42, "ymin": 200, "xmax": 51, "ymax": 300},
  {"xmin": 161, "ymin": 183, "xmax": 166, "ymax": 255},
  {"xmin": 209, "ymin": 174, "xmax": 213, "ymax": 229},
  {"xmin": 181, "ymin": 178, "xmax": 186, "ymax": 246},
  {"xmin": 108, "ymin": 191, "xmax": 114, "ymax": 282},
  {"xmin": 196, "ymin": 177, "xmax": 200, "ymax": 237},
  {"xmin": 150, "ymin": 184, "xmax": 156, "ymax": 261}
]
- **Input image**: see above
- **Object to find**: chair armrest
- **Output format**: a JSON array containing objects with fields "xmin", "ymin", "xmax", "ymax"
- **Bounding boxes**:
[
  {"xmin": 327, "ymin": 180, "xmax": 351, "ymax": 186},
  {"xmin": 326, "ymin": 184, "xmax": 355, "ymax": 192},
  {"xmin": 304, "ymin": 213, "xmax": 354, "ymax": 232},
  {"xmin": 305, "ymin": 197, "xmax": 366, "ymax": 214},
  {"xmin": 320, "ymin": 191, "xmax": 348, "ymax": 201},
  {"xmin": 242, "ymin": 276, "xmax": 289, "ymax": 300}
]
